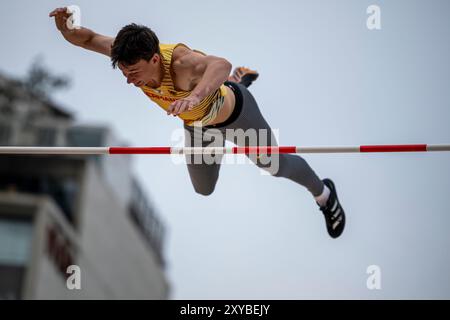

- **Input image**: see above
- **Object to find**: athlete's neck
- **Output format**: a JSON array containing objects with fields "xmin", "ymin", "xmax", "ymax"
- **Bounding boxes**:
[
  {"xmin": 155, "ymin": 56, "xmax": 165, "ymax": 88},
  {"xmin": 145, "ymin": 56, "xmax": 165, "ymax": 89}
]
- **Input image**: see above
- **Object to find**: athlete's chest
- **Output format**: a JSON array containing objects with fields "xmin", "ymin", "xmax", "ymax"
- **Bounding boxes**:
[{"xmin": 169, "ymin": 66, "xmax": 199, "ymax": 93}]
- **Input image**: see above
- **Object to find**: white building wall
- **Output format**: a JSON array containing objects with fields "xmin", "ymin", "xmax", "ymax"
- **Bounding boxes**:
[
  {"xmin": 77, "ymin": 161, "xmax": 170, "ymax": 299},
  {"xmin": 30, "ymin": 197, "xmax": 114, "ymax": 300},
  {"xmin": 0, "ymin": 165, "xmax": 170, "ymax": 300}
]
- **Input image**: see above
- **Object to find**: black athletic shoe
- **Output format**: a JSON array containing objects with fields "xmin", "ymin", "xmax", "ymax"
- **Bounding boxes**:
[
  {"xmin": 240, "ymin": 69, "xmax": 259, "ymax": 88},
  {"xmin": 317, "ymin": 178, "xmax": 346, "ymax": 238},
  {"xmin": 229, "ymin": 67, "xmax": 259, "ymax": 88}
]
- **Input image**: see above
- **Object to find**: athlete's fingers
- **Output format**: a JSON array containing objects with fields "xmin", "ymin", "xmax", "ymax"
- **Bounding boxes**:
[
  {"xmin": 175, "ymin": 101, "xmax": 188, "ymax": 115},
  {"xmin": 167, "ymin": 101, "xmax": 177, "ymax": 115},
  {"xmin": 49, "ymin": 8, "xmax": 61, "ymax": 16},
  {"xmin": 172, "ymin": 101, "xmax": 181, "ymax": 115},
  {"xmin": 49, "ymin": 7, "xmax": 67, "ymax": 17}
]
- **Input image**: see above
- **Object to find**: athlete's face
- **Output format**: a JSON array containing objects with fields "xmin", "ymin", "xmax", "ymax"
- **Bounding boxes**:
[{"xmin": 118, "ymin": 54, "xmax": 161, "ymax": 88}]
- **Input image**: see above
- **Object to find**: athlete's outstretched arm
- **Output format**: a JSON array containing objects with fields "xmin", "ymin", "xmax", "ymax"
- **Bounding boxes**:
[{"xmin": 49, "ymin": 7, "xmax": 114, "ymax": 57}]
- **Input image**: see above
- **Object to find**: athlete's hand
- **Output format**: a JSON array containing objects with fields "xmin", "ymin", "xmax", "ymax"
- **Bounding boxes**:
[
  {"xmin": 167, "ymin": 95, "xmax": 201, "ymax": 116},
  {"xmin": 49, "ymin": 7, "xmax": 73, "ymax": 33}
]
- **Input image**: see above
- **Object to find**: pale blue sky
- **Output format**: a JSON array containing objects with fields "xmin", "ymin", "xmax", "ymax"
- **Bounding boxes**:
[{"xmin": 1, "ymin": 0, "xmax": 449, "ymax": 299}]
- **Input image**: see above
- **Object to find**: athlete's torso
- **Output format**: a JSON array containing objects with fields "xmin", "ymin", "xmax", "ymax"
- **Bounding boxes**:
[
  {"xmin": 207, "ymin": 86, "xmax": 235, "ymax": 125},
  {"xmin": 140, "ymin": 43, "xmax": 235, "ymax": 127}
]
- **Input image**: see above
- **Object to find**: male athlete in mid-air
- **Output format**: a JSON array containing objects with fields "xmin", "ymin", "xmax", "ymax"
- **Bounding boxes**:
[{"xmin": 50, "ymin": 7, "xmax": 346, "ymax": 238}]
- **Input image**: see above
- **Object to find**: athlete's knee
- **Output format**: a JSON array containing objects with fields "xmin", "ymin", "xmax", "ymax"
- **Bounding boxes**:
[
  {"xmin": 193, "ymin": 184, "xmax": 216, "ymax": 196},
  {"xmin": 194, "ymin": 181, "xmax": 216, "ymax": 196},
  {"xmin": 254, "ymin": 155, "xmax": 283, "ymax": 177},
  {"xmin": 270, "ymin": 167, "xmax": 283, "ymax": 177}
]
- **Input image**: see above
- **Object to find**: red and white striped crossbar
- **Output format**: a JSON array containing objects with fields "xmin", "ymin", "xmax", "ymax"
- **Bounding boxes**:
[{"xmin": 0, "ymin": 144, "xmax": 449, "ymax": 155}]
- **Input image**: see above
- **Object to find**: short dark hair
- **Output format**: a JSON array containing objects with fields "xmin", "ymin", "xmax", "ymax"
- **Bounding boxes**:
[{"xmin": 111, "ymin": 23, "xmax": 160, "ymax": 68}]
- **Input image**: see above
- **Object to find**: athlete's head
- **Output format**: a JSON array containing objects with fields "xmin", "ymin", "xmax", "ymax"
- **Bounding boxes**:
[{"xmin": 111, "ymin": 23, "xmax": 161, "ymax": 87}]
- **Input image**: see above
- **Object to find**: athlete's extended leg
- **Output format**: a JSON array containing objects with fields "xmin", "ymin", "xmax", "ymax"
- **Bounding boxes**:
[
  {"xmin": 206, "ymin": 82, "xmax": 325, "ymax": 197},
  {"xmin": 200, "ymin": 82, "xmax": 346, "ymax": 238}
]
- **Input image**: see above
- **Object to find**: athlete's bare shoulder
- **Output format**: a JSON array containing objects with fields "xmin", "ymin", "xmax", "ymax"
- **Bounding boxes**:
[{"xmin": 172, "ymin": 44, "xmax": 192, "ymax": 61}]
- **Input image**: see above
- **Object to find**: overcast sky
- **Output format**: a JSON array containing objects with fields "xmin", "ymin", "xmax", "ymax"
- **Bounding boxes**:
[{"xmin": 1, "ymin": 0, "xmax": 449, "ymax": 299}]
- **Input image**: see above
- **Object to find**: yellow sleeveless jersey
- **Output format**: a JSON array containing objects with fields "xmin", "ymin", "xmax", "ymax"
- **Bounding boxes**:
[{"xmin": 140, "ymin": 43, "xmax": 227, "ymax": 127}]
